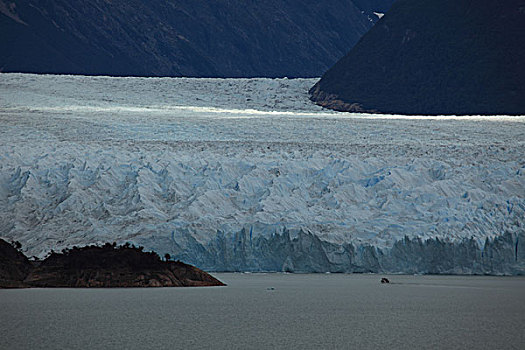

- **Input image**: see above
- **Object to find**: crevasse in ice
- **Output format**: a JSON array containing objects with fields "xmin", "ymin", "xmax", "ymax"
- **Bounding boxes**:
[{"xmin": 0, "ymin": 73, "xmax": 524, "ymax": 274}]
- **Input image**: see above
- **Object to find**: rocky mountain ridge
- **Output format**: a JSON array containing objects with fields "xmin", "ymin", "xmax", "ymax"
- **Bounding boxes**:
[
  {"xmin": 1, "ymin": 0, "xmax": 395, "ymax": 77},
  {"xmin": 310, "ymin": 0, "xmax": 525, "ymax": 115}
]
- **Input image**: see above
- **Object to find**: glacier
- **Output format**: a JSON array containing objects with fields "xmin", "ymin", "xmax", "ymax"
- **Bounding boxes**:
[{"xmin": 0, "ymin": 73, "xmax": 524, "ymax": 274}]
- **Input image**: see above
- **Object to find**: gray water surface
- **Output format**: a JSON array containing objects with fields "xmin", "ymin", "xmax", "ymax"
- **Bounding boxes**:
[{"xmin": 1, "ymin": 274, "xmax": 524, "ymax": 349}]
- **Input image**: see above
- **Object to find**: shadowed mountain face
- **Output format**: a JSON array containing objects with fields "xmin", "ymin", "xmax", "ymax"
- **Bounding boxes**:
[
  {"xmin": 310, "ymin": 0, "xmax": 525, "ymax": 115},
  {"xmin": 0, "ymin": 0, "xmax": 395, "ymax": 78}
]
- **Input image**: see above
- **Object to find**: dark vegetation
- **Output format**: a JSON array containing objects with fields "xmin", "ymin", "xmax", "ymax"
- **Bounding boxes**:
[
  {"xmin": 0, "ymin": 239, "xmax": 33, "ymax": 287},
  {"xmin": 0, "ymin": 239, "xmax": 224, "ymax": 288},
  {"xmin": 311, "ymin": 0, "xmax": 525, "ymax": 115},
  {"xmin": 0, "ymin": 0, "xmax": 395, "ymax": 78}
]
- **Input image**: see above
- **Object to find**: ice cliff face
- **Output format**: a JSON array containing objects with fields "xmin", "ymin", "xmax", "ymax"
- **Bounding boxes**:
[
  {"xmin": 168, "ymin": 229, "xmax": 525, "ymax": 275},
  {"xmin": 1, "ymin": 74, "xmax": 524, "ymax": 274}
]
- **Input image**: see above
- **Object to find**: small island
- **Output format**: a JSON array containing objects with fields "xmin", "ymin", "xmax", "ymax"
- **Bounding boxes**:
[{"xmin": 0, "ymin": 239, "xmax": 225, "ymax": 288}]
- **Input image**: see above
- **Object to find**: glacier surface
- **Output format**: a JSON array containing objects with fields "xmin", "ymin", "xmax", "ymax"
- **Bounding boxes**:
[{"xmin": 0, "ymin": 73, "xmax": 524, "ymax": 274}]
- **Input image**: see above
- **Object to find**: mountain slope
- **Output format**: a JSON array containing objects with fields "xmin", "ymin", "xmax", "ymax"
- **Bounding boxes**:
[
  {"xmin": 0, "ymin": 0, "xmax": 395, "ymax": 78},
  {"xmin": 310, "ymin": 0, "xmax": 525, "ymax": 115}
]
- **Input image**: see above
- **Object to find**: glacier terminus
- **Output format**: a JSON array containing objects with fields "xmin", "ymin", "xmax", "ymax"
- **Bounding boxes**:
[{"xmin": 0, "ymin": 73, "xmax": 524, "ymax": 274}]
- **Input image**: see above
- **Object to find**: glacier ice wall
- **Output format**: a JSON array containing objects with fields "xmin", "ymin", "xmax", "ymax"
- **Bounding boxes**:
[
  {"xmin": 1, "ymin": 73, "xmax": 524, "ymax": 274},
  {"xmin": 163, "ymin": 228, "xmax": 525, "ymax": 275}
]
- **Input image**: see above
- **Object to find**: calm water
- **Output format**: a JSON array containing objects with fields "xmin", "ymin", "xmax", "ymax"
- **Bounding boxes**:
[{"xmin": 1, "ymin": 274, "xmax": 524, "ymax": 349}]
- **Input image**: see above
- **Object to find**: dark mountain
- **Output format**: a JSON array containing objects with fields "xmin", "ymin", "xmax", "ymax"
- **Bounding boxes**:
[
  {"xmin": 352, "ymin": 0, "xmax": 394, "ymax": 16},
  {"xmin": 0, "ymin": 239, "xmax": 224, "ymax": 288},
  {"xmin": 0, "ymin": 0, "xmax": 395, "ymax": 78},
  {"xmin": 310, "ymin": 0, "xmax": 525, "ymax": 115}
]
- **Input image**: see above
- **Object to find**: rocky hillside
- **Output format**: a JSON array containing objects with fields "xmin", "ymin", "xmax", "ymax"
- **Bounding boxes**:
[
  {"xmin": 0, "ymin": 240, "xmax": 224, "ymax": 288},
  {"xmin": 310, "ymin": 0, "xmax": 525, "ymax": 115},
  {"xmin": 0, "ymin": 239, "xmax": 33, "ymax": 287},
  {"xmin": 0, "ymin": 0, "xmax": 395, "ymax": 78}
]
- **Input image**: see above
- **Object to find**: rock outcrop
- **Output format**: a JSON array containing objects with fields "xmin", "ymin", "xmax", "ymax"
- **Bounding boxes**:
[
  {"xmin": 0, "ymin": 239, "xmax": 33, "ymax": 287},
  {"xmin": 310, "ymin": 0, "xmax": 525, "ymax": 115},
  {"xmin": 0, "ymin": 240, "xmax": 224, "ymax": 288}
]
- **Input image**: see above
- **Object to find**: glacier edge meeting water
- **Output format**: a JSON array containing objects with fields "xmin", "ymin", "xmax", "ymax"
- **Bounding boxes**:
[{"xmin": 0, "ymin": 73, "xmax": 524, "ymax": 274}]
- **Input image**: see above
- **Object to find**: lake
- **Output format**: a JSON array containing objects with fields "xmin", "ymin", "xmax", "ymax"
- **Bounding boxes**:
[{"xmin": 1, "ymin": 273, "xmax": 524, "ymax": 349}]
